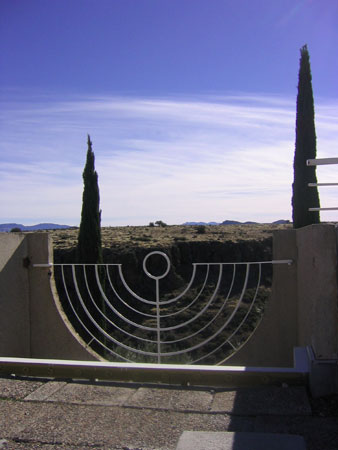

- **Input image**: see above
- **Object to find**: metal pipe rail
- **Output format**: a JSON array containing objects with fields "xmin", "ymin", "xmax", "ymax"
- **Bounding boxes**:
[
  {"xmin": 307, "ymin": 157, "xmax": 338, "ymax": 166},
  {"xmin": 0, "ymin": 346, "xmax": 310, "ymax": 387},
  {"xmin": 33, "ymin": 260, "xmax": 293, "ymax": 269}
]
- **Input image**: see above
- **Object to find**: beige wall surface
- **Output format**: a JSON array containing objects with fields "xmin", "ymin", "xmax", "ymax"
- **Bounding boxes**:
[
  {"xmin": 26, "ymin": 233, "xmax": 99, "ymax": 361},
  {"xmin": 226, "ymin": 229, "xmax": 298, "ymax": 367},
  {"xmin": 0, "ymin": 233, "xmax": 30, "ymax": 357},
  {"xmin": 296, "ymin": 225, "xmax": 338, "ymax": 359},
  {"xmin": 0, "ymin": 233, "xmax": 98, "ymax": 361},
  {"xmin": 227, "ymin": 224, "xmax": 338, "ymax": 366}
]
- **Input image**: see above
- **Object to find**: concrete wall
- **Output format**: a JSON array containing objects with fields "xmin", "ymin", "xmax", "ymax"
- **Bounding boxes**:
[
  {"xmin": 297, "ymin": 225, "xmax": 338, "ymax": 359},
  {"xmin": 0, "ymin": 233, "xmax": 30, "ymax": 357},
  {"xmin": 227, "ymin": 224, "xmax": 338, "ymax": 366},
  {"xmin": 0, "ymin": 233, "xmax": 99, "ymax": 361},
  {"xmin": 1, "ymin": 226, "xmax": 337, "ymax": 366},
  {"xmin": 226, "ymin": 229, "xmax": 298, "ymax": 367}
]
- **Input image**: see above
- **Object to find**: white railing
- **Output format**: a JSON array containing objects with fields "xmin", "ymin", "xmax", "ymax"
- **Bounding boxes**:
[
  {"xmin": 307, "ymin": 157, "xmax": 338, "ymax": 211},
  {"xmin": 40, "ymin": 252, "xmax": 292, "ymax": 365}
]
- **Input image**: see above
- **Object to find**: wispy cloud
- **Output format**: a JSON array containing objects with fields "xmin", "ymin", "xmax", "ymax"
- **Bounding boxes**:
[{"xmin": 1, "ymin": 91, "xmax": 337, "ymax": 225}]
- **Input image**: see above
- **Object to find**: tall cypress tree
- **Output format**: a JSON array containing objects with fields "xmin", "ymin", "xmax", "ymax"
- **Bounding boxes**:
[
  {"xmin": 292, "ymin": 44, "xmax": 320, "ymax": 228},
  {"xmin": 77, "ymin": 135, "xmax": 102, "ymax": 263}
]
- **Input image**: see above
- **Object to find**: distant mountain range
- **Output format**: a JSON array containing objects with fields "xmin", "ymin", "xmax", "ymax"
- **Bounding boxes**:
[
  {"xmin": 0, "ymin": 223, "xmax": 72, "ymax": 232},
  {"xmin": 0, "ymin": 220, "xmax": 290, "ymax": 232},
  {"xmin": 182, "ymin": 220, "xmax": 290, "ymax": 226}
]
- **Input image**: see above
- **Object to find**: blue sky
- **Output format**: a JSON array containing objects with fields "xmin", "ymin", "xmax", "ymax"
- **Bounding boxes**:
[{"xmin": 1, "ymin": 0, "xmax": 337, "ymax": 226}]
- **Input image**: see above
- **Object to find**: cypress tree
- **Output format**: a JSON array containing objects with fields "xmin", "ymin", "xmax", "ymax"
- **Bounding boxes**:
[
  {"xmin": 292, "ymin": 44, "xmax": 320, "ymax": 228},
  {"xmin": 77, "ymin": 135, "xmax": 102, "ymax": 263}
]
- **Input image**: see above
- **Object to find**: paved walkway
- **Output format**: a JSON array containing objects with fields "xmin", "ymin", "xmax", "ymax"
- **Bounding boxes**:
[{"xmin": 0, "ymin": 376, "xmax": 337, "ymax": 449}]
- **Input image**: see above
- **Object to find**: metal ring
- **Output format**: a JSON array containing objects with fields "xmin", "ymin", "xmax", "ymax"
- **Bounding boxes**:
[{"xmin": 143, "ymin": 251, "xmax": 171, "ymax": 280}]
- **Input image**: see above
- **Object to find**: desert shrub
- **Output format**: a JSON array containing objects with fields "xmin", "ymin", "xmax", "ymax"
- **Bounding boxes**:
[
  {"xmin": 196, "ymin": 225, "xmax": 206, "ymax": 234},
  {"xmin": 155, "ymin": 220, "xmax": 167, "ymax": 227}
]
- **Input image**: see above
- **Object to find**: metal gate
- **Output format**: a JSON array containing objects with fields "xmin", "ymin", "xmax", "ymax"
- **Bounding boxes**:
[{"xmin": 51, "ymin": 252, "xmax": 292, "ymax": 365}]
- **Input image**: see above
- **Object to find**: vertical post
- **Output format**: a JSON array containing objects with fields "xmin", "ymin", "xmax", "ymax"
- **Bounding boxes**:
[
  {"xmin": 156, "ymin": 279, "xmax": 161, "ymax": 364},
  {"xmin": 142, "ymin": 251, "xmax": 171, "ymax": 364}
]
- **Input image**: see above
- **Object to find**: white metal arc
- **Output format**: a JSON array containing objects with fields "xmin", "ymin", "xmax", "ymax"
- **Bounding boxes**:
[
  {"xmin": 91, "ymin": 265, "xmax": 160, "ymax": 333},
  {"xmin": 196, "ymin": 264, "xmax": 263, "ymax": 365},
  {"xmin": 70, "ymin": 266, "xmax": 160, "ymax": 357},
  {"xmin": 155, "ymin": 264, "xmax": 223, "ymax": 333},
  {"xmin": 100, "ymin": 263, "xmax": 224, "ymax": 334},
  {"xmin": 60, "ymin": 266, "xmax": 129, "ymax": 361},
  {"xmin": 52, "ymin": 255, "xmax": 292, "ymax": 364},
  {"xmin": 156, "ymin": 265, "xmax": 210, "ymax": 319},
  {"xmin": 105, "ymin": 265, "xmax": 156, "ymax": 318},
  {"xmin": 155, "ymin": 263, "xmax": 251, "ymax": 358},
  {"xmin": 82, "ymin": 266, "xmax": 156, "ymax": 344},
  {"xmin": 118, "ymin": 264, "xmax": 198, "ymax": 306},
  {"xmin": 161, "ymin": 265, "xmax": 236, "ymax": 344}
]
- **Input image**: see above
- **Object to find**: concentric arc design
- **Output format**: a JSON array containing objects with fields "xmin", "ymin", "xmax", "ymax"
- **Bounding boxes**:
[{"xmin": 54, "ymin": 252, "xmax": 292, "ymax": 365}]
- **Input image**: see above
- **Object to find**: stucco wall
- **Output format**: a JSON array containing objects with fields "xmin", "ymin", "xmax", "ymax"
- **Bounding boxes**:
[
  {"xmin": 0, "ymin": 233, "xmax": 99, "ymax": 361},
  {"xmin": 0, "ymin": 233, "xmax": 30, "ymax": 357},
  {"xmin": 227, "ymin": 224, "xmax": 338, "ymax": 366},
  {"xmin": 226, "ymin": 228, "xmax": 298, "ymax": 367},
  {"xmin": 296, "ymin": 224, "xmax": 338, "ymax": 359}
]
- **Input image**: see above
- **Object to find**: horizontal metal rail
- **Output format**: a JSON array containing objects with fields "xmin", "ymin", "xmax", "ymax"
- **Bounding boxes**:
[
  {"xmin": 33, "ymin": 263, "xmax": 53, "ymax": 268},
  {"xmin": 306, "ymin": 157, "xmax": 338, "ymax": 212},
  {"xmin": 309, "ymin": 207, "xmax": 338, "ymax": 211},
  {"xmin": 308, "ymin": 183, "xmax": 338, "ymax": 187},
  {"xmin": 307, "ymin": 157, "xmax": 338, "ymax": 166},
  {"xmin": 33, "ymin": 260, "xmax": 293, "ymax": 268},
  {"xmin": 0, "ymin": 347, "xmax": 310, "ymax": 387}
]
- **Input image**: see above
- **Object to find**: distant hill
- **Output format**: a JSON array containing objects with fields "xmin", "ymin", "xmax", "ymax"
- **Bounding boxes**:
[
  {"xmin": 0, "ymin": 223, "xmax": 72, "ymax": 232},
  {"xmin": 182, "ymin": 221, "xmax": 219, "ymax": 226},
  {"xmin": 183, "ymin": 219, "xmax": 290, "ymax": 226},
  {"xmin": 272, "ymin": 219, "xmax": 291, "ymax": 225}
]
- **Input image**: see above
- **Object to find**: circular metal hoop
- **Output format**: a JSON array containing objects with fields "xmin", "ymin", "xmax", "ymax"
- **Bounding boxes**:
[{"xmin": 143, "ymin": 251, "xmax": 171, "ymax": 280}]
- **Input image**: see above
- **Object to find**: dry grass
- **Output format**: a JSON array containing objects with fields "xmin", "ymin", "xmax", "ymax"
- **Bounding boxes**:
[{"xmin": 49, "ymin": 223, "xmax": 291, "ymax": 251}]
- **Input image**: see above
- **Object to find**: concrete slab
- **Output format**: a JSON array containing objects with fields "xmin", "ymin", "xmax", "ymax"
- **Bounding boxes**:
[
  {"xmin": 8, "ymin": 402, "xmax": 243, "ymax": 449},
  {"xmin": 43, "ymin": 381, "xmax": 137, "ymax": 406},
  {"xmin": 0, "ymin": 377, "xmax": 44, "ymax": 399},
  {"xmin": 3, "ymin": 376, "xmax": 338, "ymax": 450},
  {"xmin": 176, "ymin": 431, "xmax": 307, "ymax": 450},
  {"xmin": 126, "ymin": 387, "xmax": 213, "ymax": 411},
  {"xmin": 0, "ymin": 400, "xmax": 46, "ymax": 436},
  {"xmin": 211, "ymin": 387, "xmax": 311, "ymax": 415},
  {"xmin": 24, "ymin": 381, "xmax": 67, "ymax": 401},
  {"xmin": 0, "ymin": 442, "xmax": 95, "ymax": 449}
]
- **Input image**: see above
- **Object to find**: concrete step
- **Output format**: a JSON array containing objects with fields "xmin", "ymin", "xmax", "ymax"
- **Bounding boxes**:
[{"xmin": 176, "ymin": 431, "xmax": 307, "ymax": 450}]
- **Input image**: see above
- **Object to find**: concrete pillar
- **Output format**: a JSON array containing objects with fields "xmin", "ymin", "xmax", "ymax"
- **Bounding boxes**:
[
  {"xmin": 26, "ymin": 233, "xmax": 99, "ymax": 360},
  {"xmin": 0, "ymin": 233, "xmax": 30, "ymax": 357},
  {"xmin": 226, "ymin": 229, "xmax": 298, "ymax": 367},
  {"xmin": 296, "ymin": 224, "xmax": 338, "ymax": 360},
  {"xmin": 0, "ymin": 233, "xmax": 99, "ymax": 360}
]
